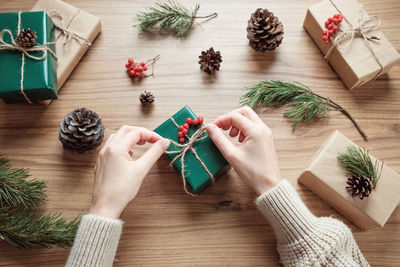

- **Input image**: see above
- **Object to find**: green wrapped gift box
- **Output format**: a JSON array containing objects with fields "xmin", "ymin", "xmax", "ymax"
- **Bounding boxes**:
[
  {"xmin": 154, "ymin": 106, "xmax": 230, "ymax": 194},
  {"xmin": 0, "ymin": 11, "xmax": 57, "ymax": 103}
]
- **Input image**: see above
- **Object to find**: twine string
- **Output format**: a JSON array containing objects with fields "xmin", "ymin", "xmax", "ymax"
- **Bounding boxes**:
[
  {"xmin": 50, "ymin": 10, "xmax": 91, "ymax": 46},
  {"xmin": 325, "ymin": 0, "xmax": 383, "ymax": 78},
  {"xmin": 165, "ymin": 117, "xmax": 215, "ymax": 196},
  {"xmin": 144, "ymin": 54, "xmax": 160, "ymax": 77},
  {"xmin": 0, "ymin": 12, "xmax": 57, "ymax": 103}
]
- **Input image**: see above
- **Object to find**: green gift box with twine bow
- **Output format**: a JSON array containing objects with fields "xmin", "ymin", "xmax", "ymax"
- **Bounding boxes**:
[
  {"xmin": 0, "ymin": 11, "xmax": 57, "ymax": 103},
  {"xmin": 154, "ymin": 106, "xmax": 230, "ymax": 195}
]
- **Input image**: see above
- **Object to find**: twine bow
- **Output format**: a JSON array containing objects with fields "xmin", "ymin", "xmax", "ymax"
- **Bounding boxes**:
[
  {"xmin": 0, "ymin": 12, "xmax": 57, "ymax": 103},
  {"xmin": 165, "ymin": 117, "xmax": 215, "ymax": 196},
  {"xmin": 50, "ymin": 10, "xmax": 91, "ymax": 46},
  {"xmin": 325, "ymin": 0, "xmax": 383, "ymax": 78}
]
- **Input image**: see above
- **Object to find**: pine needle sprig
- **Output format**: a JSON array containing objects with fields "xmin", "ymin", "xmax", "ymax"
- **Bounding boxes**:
[
  {"xmin": 134, "ymin": 1, "xmax": 217, "ymax": 37},
  {"xmin": 240, "ymin": 80, "xmax": 367, "ymax": 140},
  {"xmin": 338, "ymin": 146, "xmax": 383, "ymax": 187},
  {"xmin": 0, "ymin": 154, "xmax": 80, "ymax": 249},
  {"xmin": 0, "ymin": 155, "xmax": 47, "ymax": 208}
]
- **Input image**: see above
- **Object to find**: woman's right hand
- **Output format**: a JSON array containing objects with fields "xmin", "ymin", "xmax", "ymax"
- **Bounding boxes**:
[{"xmin": 206, "ymin": 107, "xmax": 282, "ymax": 195}]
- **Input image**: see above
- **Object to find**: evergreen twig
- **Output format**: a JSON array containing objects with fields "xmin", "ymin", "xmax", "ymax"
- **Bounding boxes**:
[
  {"xmin": 338, "ymin": 146, "xmax": 383, "ymax": 187},
  {"xmin": 0, "ymin": 155, "xmax": 80, "ymax": 249},
  {"xmin": 133, "ymin": 0, "xmax": 217, "ymax": 37},
  {"xmin": 240, "ymin": 80, "xmax": 367, "ymax": 140}
]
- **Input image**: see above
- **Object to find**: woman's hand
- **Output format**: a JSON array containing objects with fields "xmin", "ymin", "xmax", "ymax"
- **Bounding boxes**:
[
  {"xmin": 206, "ymin": 107, "xmax": 282, "ymax": 195},
  {"xmin": 89, "ymin": 125, "xmax": 170, "ymax": 219}
]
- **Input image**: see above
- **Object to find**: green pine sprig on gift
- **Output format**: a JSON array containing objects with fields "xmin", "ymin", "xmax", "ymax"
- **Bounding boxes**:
[
  {"xmin": 240, "ymin": 80, "xmax": 367, "ymax": 140},
  {"xmin": 0, "ymin": 155, "xmax": 80, "ymax": 249},
  {"xmin": 133, "ymin": 0, "xmax": 217, "ymax": 37},
  {"xmin": 338, "ymin": 146, "xmax": 383, "ymax": 187}
]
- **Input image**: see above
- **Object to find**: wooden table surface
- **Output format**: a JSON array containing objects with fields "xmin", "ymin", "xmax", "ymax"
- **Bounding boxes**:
[{"xmin": 1, "ymin": 0, "xmax": 400, "ymax": 266}]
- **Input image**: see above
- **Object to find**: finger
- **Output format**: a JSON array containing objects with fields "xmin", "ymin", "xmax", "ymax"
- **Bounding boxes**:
[
  {"xmin": 114, "ymin": 126, "xmax": 162, "ymax": 150},
  {"xmin": 238, "ymin": 132, "xmax": 245, "ymax": 143},
  {"xmin": 206, "ymin": 123, "xmax": 237, "ymax": 159},
  {"xmin": 136, "ymin": 139, "xmax": 170, "ymax": 172},
  {"xmin": 229, "ymin": 126, "xmax": 240, "ymax": 137},
  {"xmin": 236, "ymin": 106, "xmax": 263, "ymax": 124},
  {"xmin": 99, "ymin": 133, "xmax": 115, "ymax": 155},
  {"xmin": 213, "ymin": 112, "xmax": 255, "ymax": 136}
]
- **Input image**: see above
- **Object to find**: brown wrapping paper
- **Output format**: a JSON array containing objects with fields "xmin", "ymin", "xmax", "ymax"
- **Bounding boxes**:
[
  {"xmin": 31, "ymin": 0, "xmax": 101, "ymax": 104},
  {"xmin": 303, "ymin": 0, "xmax": 400, "ymax": 90},
  {"xmin": 298, "ymin": 130, "xmax": 400, "ymax": 230}
]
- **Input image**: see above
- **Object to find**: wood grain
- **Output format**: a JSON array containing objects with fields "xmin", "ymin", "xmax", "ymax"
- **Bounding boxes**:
[{"xmin": 1, "ymin": 0, "xmax": 400, "ymax": 266}]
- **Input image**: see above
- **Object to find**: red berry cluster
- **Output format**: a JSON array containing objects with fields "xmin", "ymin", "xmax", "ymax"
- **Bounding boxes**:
[
  {"xmin": 322, "ymin": 13, "xmax": 343, "ymax": 44},
  {"xmin": 177, "ymin": 116, "xmax": 204, "ymax": 143},
  {"xmin": 125, "ymin": 57, "xmax": 148, "ymax": 78}
]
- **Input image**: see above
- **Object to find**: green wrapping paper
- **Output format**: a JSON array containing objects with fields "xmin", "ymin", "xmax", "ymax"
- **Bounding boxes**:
[
  {"xmin": 154, "ymin": 106, "xmax": 230, "ymax": 194},
  {"xmin": 0, "ymin": 11, "xmax": 57, "ymax": 103}
]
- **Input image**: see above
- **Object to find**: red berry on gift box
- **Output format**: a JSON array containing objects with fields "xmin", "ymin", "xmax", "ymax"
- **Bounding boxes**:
[
  {"xmin": 128, "ymin": 58, "xmax": 134, "ymax": 64},
  {"xmin": 325, "ymin": 20, "xmax": 330, "ymax": 26},
  {"xmin": 182, "ymin": 128, "xmax": 188, "ymax": 134},
  {"xmin": 138, "ymin": 67, "xmax": 144, "ymax": 72},
  {"xmin": 332, "ymin": 18, "xmax": 338, "ymax": 24},
  {"xmin": 333, "ymin": 14, "xmax": 339, "ymax": 18},
  {"xmin": 186, "ymin": 118, "xmax": 192, "ymax": 124},
  {"xmin": 328, "ymin": 17, "xmax": 333, "ymax": 22},
  {"xmin": 198, "ymin": 117, "xmax": 204, "ymax": 124},
  {"xmin": 327, "ymin": 24, "xmax": 333, "ymax": 29},
  {"xmin": 323, "ymin": 35, "xmax": 328, "ymax": 41},
  {"xmin": 333, "ymin": 25, "xmax": 339, "ymax": 31},
  {"xmin": 179, "ymin": 137, "xmax": 185, "ymax": 143},
  {"xmin": 325, "ymin": 39, "xmax": 330, "ymax": 44},
  {"xmin": 143, "ymin": 66, "xmax": 148, "ymax": 71},
  {"xmin": 329, "ymin": 29, "xmax": 334, "ymax": 35},
  {"xmin": 140, "ymin": 62, "xmax": 145, "ymax": 66},
  {"xmin": 337, "ymin": 17, "xmax": 342, "ymax": 23},
  {"xmin": 322, "ymin": 30, "xmax": 328, "ymax": 35},
  {"xmin": 193, "ymin": 119, "xmax": 198, "ymax": 125},
  {"xmin": 178, "ymin": 131, "xmax": 183, "ymax": 137},
  {"xmin": 178, "ymin": 125, "xmax": 184, "ymax": 131},
  {"xmin": 183, "ymin": 123, "xmax": 189, "ymax": 129}
]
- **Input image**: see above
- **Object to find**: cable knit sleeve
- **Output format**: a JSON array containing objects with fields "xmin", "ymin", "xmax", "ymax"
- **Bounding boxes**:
[
  {"xmin": 66, "ymin": 214, "xmax": 123, "ymax": 267},
  {"xmin": 255, "ymin": 179, "xmax": 369, "ymax": 267}
]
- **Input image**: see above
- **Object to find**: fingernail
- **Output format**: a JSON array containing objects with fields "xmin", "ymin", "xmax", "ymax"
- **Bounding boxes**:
[
  {"xmin": 160, "ymin": 138, "xmax": 170, "ymax": 148},
  {"xmin": 206, "ymin": 123, "xmax": 216, "ymax": 133}
]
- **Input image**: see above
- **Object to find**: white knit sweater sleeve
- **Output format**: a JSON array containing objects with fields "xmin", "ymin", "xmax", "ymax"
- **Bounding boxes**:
[
  {"xmin": 66, "ymin": 214, "xmax": 123, "ymax": 267},
  {"xmin": 256, "ymin": 179, "xmax": 369, "ymax": 267}
]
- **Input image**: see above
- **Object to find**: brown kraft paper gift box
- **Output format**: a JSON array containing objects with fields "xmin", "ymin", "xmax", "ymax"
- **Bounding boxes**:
[
  {"xmin": 298, "ymin": 130, "xmax": 400, "ymax": 230},
  {"xmin": 303, "ymin": 0, "xmax": 400, "ymax": 90},
  {"xmin": 31, "ymin": 0, "xmax": 101, "ymax": 104}
]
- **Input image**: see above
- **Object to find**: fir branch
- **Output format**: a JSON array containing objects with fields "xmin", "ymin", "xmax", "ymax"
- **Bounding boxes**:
[
  {"xmin": 338, "ymin": 146, "xmax": 382, "ymax": 187},
  {"xmin": 133, "ymin": 1, "xmax": 217, "ymax": 37},
  {"xmin": 0, "ymin": 155, "xmax": 47, "ymax": 208},
  {"xmin": 0, "ymin": 207, "xmax": 79, "ymax": 249},
  {"xmin": 240, "ymin": 80, "xmax": 367, "ymax": 140}
]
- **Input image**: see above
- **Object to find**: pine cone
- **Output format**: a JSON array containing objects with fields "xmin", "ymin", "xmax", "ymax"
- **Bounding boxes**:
[
  {"xmin": 16, "ymin": 28, "xmax": 37, "ymax": 48},
  {"xmin": 139, "ymin": 91, "xmax": 155, "ymax": 104},
  {"xmin": 58, "ymin": 108, "xmax": 104, "ymax": 153},
  {"xmin": 246, "ymin": 8, "xmax": 284, "ymax": 52},
  {"xmin": 198, "ymin": 47, "xmax": 222, "ymax": 74},
  {"xmin": 345, "ymin": 174, "xmax": 372, "ymax": 200}
]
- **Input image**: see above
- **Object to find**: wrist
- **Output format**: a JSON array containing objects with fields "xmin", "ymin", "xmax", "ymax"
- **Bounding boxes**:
[
  {"xmin": 89, "ymin": 203, "xmax": 122, "ymax": 219},
  {"xmin": 254, "ymin": 177, "xmax": 282, "ymax": 195}
]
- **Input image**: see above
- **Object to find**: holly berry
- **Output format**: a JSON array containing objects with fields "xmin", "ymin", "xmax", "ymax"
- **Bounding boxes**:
[
  {"xmin": 193, "ymin": 119, "xmax": 198, "ymax": 125},
  {"xmin": 178, "ymin": 125, "xmax": 184, "ymax": 131},
  {"xmin": 125, "ymin": 63, "xmax": 130, "ymax": 68},
  {"xmin": 198, "ymin": 117, "xmax": 204, "ymax": 124},
  {"xmin": 183, "ymin": 123, "xmax": 189, "ymax": 129},
  {"xmin": 186, "ymin": 118, "xmax": 192, "ymax": 124},
  {"xmin": 125, "ymin": 57, "xmax": 154, "ymax": 79},
  {"xmin": 129, "ymin": 70, "xmax": 135, "ymax": 76},
  {"xmin": 178, "ymin": 131, "xmax": 183, "ymax": 137},
  {"xmin": 128, "ymin": 58, "xmax": 134, "ymax": 64},
  {"xmin": 140, "ymin": 62, "xmax": 145, "ymax": 66},
  {"xmin": 322, "ymin": 13, "xmax": 342, "ymax": 43},
  {"xmin": 182, "ymin": 128, "xmax": 188, "ymax": 135},
  {"xmin": 143, "ymin": 66, "xmax": 148, "ymax": 71},
  {"xmin": 333, "ymin": 25, "xmax": 339, "ymax": 31},
  {"xmin": 322, "ymin": 35, "xmax": 328, "ymax": 41},
  {"xmin": 322, "ymin": 30, "xmax": 327, "ymax": 35},
  {"xmin": 179, "ymin": 137, "xmax": 185, "ymax": 143}
]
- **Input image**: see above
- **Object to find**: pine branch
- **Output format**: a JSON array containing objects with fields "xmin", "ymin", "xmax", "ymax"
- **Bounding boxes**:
[
  {"xmin": 337, "ymin": 145, "xmax": 383, "ymax": 187},
  {"xmin": 240, "ymin": 80, "xmax": 367, "ymax": 140},
  {"xmin": 133, "ymin": 0, "xmax": 217, "ymax": 37},
  {"xmin": 0, "ymin": 155, "xmax": 47, "ymax": 208},
  {"xmin": 0, "ymin": 207, "xmax": 79, "ymax": 249}
]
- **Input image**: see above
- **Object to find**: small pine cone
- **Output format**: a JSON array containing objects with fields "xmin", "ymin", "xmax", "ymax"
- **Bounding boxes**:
[
  {"xmin": 246, "ymin": 8, "xmax": 284, "ymax": 52},
  {"xmin": 16, "ymin": 28, "xmax": 37, "ymax": 48},
  {"xmin": 139, "ymin": 91, "xmax": 155, "ymax": 104},
  {"xmin": 345, "ymin": 174, "xmax": 372, "ymax": 200},
  {"xmin": 198, "ymin": 47, "xmax": 222, "ymax": 74},
  {"xmin": 59, "ymin": 108, "xmax": 104, "ymax": 153}
]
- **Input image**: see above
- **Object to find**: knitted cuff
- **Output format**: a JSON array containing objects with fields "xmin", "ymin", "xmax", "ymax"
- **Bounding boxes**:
[
  {"xmin": 66, "ymin": 214, "xmax": 123, "ymax": 267},
  {"xmin": 255, "ymin": 179, "xmax": 319, "ymax": 244}
]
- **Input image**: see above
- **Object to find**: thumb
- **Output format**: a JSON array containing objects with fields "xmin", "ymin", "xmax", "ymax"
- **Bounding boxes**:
[
  {"xmin": 136, "ymin": 138, "xmax": 170, "ymax": 172},
  {"xmin": 206, "ymin": 124, "xmax": 237, "ymax": 160}
]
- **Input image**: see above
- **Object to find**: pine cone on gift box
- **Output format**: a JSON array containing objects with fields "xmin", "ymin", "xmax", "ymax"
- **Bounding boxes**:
[
  {"xmin": 198, "ymin": 47, "xmax": 222, "ymax": 74},
  {"xmin": 139, "ymin": 91, "xmax": 155, "ymax": 104},
  {"xmin": 59, "ymin": 108, "xmax": 104, "ymax": 153},
  {"xmin": 345, "ymin": 174, "xmax": 372, "ymax": 200},
  {"xmin": 246, "ymin": 8, "xmax": 284, "ymax": 52},
  {"xmin": 16, "ymin": 28, "xmax": 37, "ymax": 48}
]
